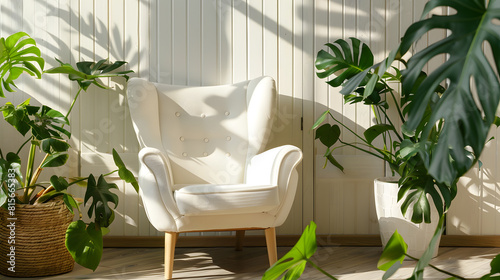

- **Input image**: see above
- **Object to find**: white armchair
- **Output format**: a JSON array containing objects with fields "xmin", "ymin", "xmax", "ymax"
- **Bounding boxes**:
[{"xmin": 126, "ymin": 76, "xmax": 302, "ymax": 279}]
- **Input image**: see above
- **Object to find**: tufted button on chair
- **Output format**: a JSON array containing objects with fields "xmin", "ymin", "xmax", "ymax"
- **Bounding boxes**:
[{"xmin": 126, "ymin": 76, "xmax": 303, "ymax": 279}]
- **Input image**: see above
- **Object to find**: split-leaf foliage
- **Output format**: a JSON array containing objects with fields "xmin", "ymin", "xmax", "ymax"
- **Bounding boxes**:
[{"xmin": 0, "ymin": 32, "xmax": 138, "ymax": 271}]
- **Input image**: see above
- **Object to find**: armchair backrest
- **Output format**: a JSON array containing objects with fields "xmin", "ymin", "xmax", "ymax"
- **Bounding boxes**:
[{"xmin": 127, "ymin": 76, "xmax": 276, "ymax": 185}]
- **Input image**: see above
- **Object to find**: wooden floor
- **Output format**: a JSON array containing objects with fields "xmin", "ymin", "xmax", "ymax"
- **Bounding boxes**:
[{"xmin": 3, "ymin": 246, "xmax": 500, "ymax": 279}]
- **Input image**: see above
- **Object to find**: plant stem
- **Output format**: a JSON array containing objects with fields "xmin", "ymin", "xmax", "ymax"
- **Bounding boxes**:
[
  {"xmin": 65, "ymin": 87, "xmax": 82, "ymax": 120},
  {"xmin": 328, "ymin": 112, "xmax": 370, "ymax": 145},
  {"xmin": 66, "ymin": 170, "xmax": 118, "ymax": 187},
  {"xmin": 380, "ymin": 78, "xmax": 405, "ymax": 124},
  {"xmin": 338, "ymin": 140, "xmax": 389, "ymax": 162},
  {"xmin": 16, "ymin": 137, "xmax": 32, "ymax": 155},
  {"xmin": 405, "ymin": 254, "xmax": 468, "ymax": 280},
  {"xmin": 380, "ymin": 106, "xmax": 404, "ymax": 142},
  {"xmin": 30, "ymin": 153, "xmax": 49, "ymax": 187},
  {"xmin": 306, "ymin": 259, "xmax": 338, "ymax": 280},
  {"xmin": 23, "ymin": 142, "xmax": 37, "ymax": 203}
]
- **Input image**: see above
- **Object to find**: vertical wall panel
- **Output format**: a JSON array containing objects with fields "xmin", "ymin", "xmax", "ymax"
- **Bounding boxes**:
[
  {"xmin": 248, "ymin": 0, "xmax": 263, "ymax": 79},
  {"xmin": 201, "ymin": 0, "xmax": 218, "ymax": 85},
  {"xmin": 300, "ymin": 0, "xmax": 315, "ymax": 228},
  {"xmin": 233, "ymin": 0, "xmax": 248, "ymax": 82},
  {"xmin": 187, "ymin": 0, "xmax": 202, "ymax": 86}
]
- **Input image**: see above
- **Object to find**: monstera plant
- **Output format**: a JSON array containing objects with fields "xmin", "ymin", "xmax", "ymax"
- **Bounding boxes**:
[
  {"xmin": 265, "ymin": 0, "xmax": 500, "ymax": 279},
  {"xmin": 313, "ymin": 37, "xmax": 447, "ymax": 224},
  {"xmin": 0, "ymin": 32, "xmax": 138, "ymax": 271}
]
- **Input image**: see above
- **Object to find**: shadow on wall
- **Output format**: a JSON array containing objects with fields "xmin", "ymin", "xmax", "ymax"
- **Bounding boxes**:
[{"xmin": 449, "ymin": 158, "xmax": 500, "ymax": 235}]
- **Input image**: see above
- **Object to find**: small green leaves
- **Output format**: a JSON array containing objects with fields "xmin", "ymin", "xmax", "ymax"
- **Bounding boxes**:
[
  {"xmin": 1, "ymin": 99, "xmax": 70, "ymax": 140},
  {"xmin": 65, "ymin": 220, "xmax": 103, "ymax": 271}
]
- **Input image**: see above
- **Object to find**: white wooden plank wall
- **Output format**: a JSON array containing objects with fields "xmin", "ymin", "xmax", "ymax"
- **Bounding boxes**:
[{"xmin": 0, "ymin": 0, "xmax": 498, "ymax": 237}]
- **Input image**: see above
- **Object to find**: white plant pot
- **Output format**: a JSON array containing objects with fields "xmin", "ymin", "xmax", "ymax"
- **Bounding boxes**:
[{"xmin": 374, "ymin": 177, "xmax": 440, "ymax": 258}]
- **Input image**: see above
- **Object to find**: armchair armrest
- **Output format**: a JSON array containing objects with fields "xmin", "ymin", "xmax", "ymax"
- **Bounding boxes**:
[
  {"xmin": 245, "ymin": 145, "xmax": 302, "ymax": 187},
  {"xmin": 138, "ymin": 147, "xmax": 181, "ymax": 232},
  {"xmin": 245, "ymin": 145, "xmax": 303, "ymax": 225}
]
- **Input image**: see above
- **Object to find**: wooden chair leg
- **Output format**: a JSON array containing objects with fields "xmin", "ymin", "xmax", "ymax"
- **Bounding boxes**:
[
  {"xmin": 235, "ymin": 230, "xmax": 245, "ymax": 251},
  {"xmin": 165, "ymin": 232, "xmax": 178, "ymax": 280},
  {"xmin": 265, "ymin": 227, "xmax": 278, "ymax": 266}
]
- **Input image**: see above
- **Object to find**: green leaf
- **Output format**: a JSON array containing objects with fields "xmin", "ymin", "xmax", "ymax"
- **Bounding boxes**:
[
  {"xmin": 263, "ymin": 221, "xmax": 325, "ymax": 280},
  {"xmin": 490, "ymin": 254, "xmax": 500, "ymax": 275},
  {"xmin": 63, "ymin": 193, "xmax": 80, "ymax": 215},
  {"xmin": 312, "ymin": 110, "xmax": 330, "ymax": 130},
  {"xmin": 400, "ymin": 0, "xmax": 500, "ymax": 186},
  {"xmin": 283, "ymin": 261, "xmax": 307, "ymax": 280},
  {"xmin": 35, "ymin": 190, "xmax": 63, "ymax": 204},
  {"xmin": 382, "ymin": 261, "xmax": 403, "ymax": 280},
  {"xmin": 315, "ymin": 124, "xmax": 341, "ymax": 148},
  {"xmin": 494, "ymin": 116, "xmax": 500, "ymax": 128},
  {"xmin": 481, "ymin": 254, "xmax": 500, "ymax": 279},
  {"xmin": 378, "ymin": 230, "xmax": 408, "ymax": 271},
  {"xmin": 41, "ymin": 152, "xmax": 69, "ymax": 168},
  {"xmin": 364, "ymin": 124, "xmax": 394, "ymax": 145},
  {"xmin": 84, "ymin": 174, "xmax": 119, "ymax": 228},
  {"xmin": 363, "ymin": 74, "xmax": 379, "ymax": 100},
  {"xmin": 112, "ymin": 148, "xmax": 126, "ymax": 168},
  {"xmin": 45, "ymin": 58, "xmax": 133, "ymax": 92},
  {"xmin": 315, "ymin": 38, "xmax": 374, "ymax": 89},
  {"xmin": 0, "ymin": 32, "xmax": 44, "ymax": 97},
  {"xmin": 397, "ymin": 139, "xmax": 421, "ymax": 160},
  {"xmin": 41, "ymin": 138, "xmax": 70, "ymax": 153},
  {"xmin": 326, "ymin": 153, "xmax": 344, "ymax": 173},
  {"xmin": 50, "ymin": 175, "xmax": 70, "ymax": 192},
  {"xmin": 112, "ymin": 149, "xmax": 139, "ymax": 192},
  {"xmin": 65, "ymin": 220, "xmax": 103, "ymax": 271}
]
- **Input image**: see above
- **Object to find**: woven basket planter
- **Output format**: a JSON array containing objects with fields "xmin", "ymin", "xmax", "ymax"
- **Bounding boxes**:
[{"xmin": 0, "ymin": 199, "xmax": 75, "ymax": 277}]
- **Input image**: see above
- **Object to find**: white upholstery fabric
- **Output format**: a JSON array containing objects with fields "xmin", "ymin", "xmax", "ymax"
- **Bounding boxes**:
[
  {"xmin": 174, "ymin": 184, "xmax": 279, "ymax": 216},
  {"xmin": 127, "ymin": 76, "xmax": 302, "ymax": 233}
]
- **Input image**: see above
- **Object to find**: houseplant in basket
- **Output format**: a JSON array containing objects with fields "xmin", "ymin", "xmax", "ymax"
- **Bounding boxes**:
[
  {"xmin": 264, "ymin": 0, "xmax": 500, "ymax": 279},
  {"xmin": 0, "ymin": 32, "xmax": 138, "ymax": 277}
]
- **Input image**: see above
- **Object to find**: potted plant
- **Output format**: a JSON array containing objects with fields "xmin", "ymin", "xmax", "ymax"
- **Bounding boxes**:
[
  {"xmin": 0, "ymin": 32, "xmax": 138, "ymax": 277},
  {"xmin": 264, "ymin": 0, "xmax": 500, "ymax": 279},
  {"xmin": 312, "ymin": 37, "xmax": 446, "ymax": 258}
]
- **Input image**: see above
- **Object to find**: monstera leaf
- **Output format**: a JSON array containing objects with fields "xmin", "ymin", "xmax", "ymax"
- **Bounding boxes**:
[
  {"xmin": 401, "ymin": 0, "xmax": 500, "ymax": 186},
  {"xmin": 316, "ymin": 38, "xmax": 374, "ymax": 87},
  {"xmin": 84, "ymin": 174, "xmax": 118, "ymax": 228},
  {"xmin": 0, "ymin": 32, "xmax": 44, "ymax": 97},
  {"xmin": 45, "ymin": 58, "xmax": 133, "ymax": 91},
  {"xmin": 65, "ymin": 220, "xmax": 103, "ymax": 271}
]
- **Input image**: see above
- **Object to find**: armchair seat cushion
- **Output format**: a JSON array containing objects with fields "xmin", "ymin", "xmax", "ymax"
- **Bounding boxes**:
[{"xmin": 174, "ymin": 184, "xmax": 280, "ymax": 216}]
